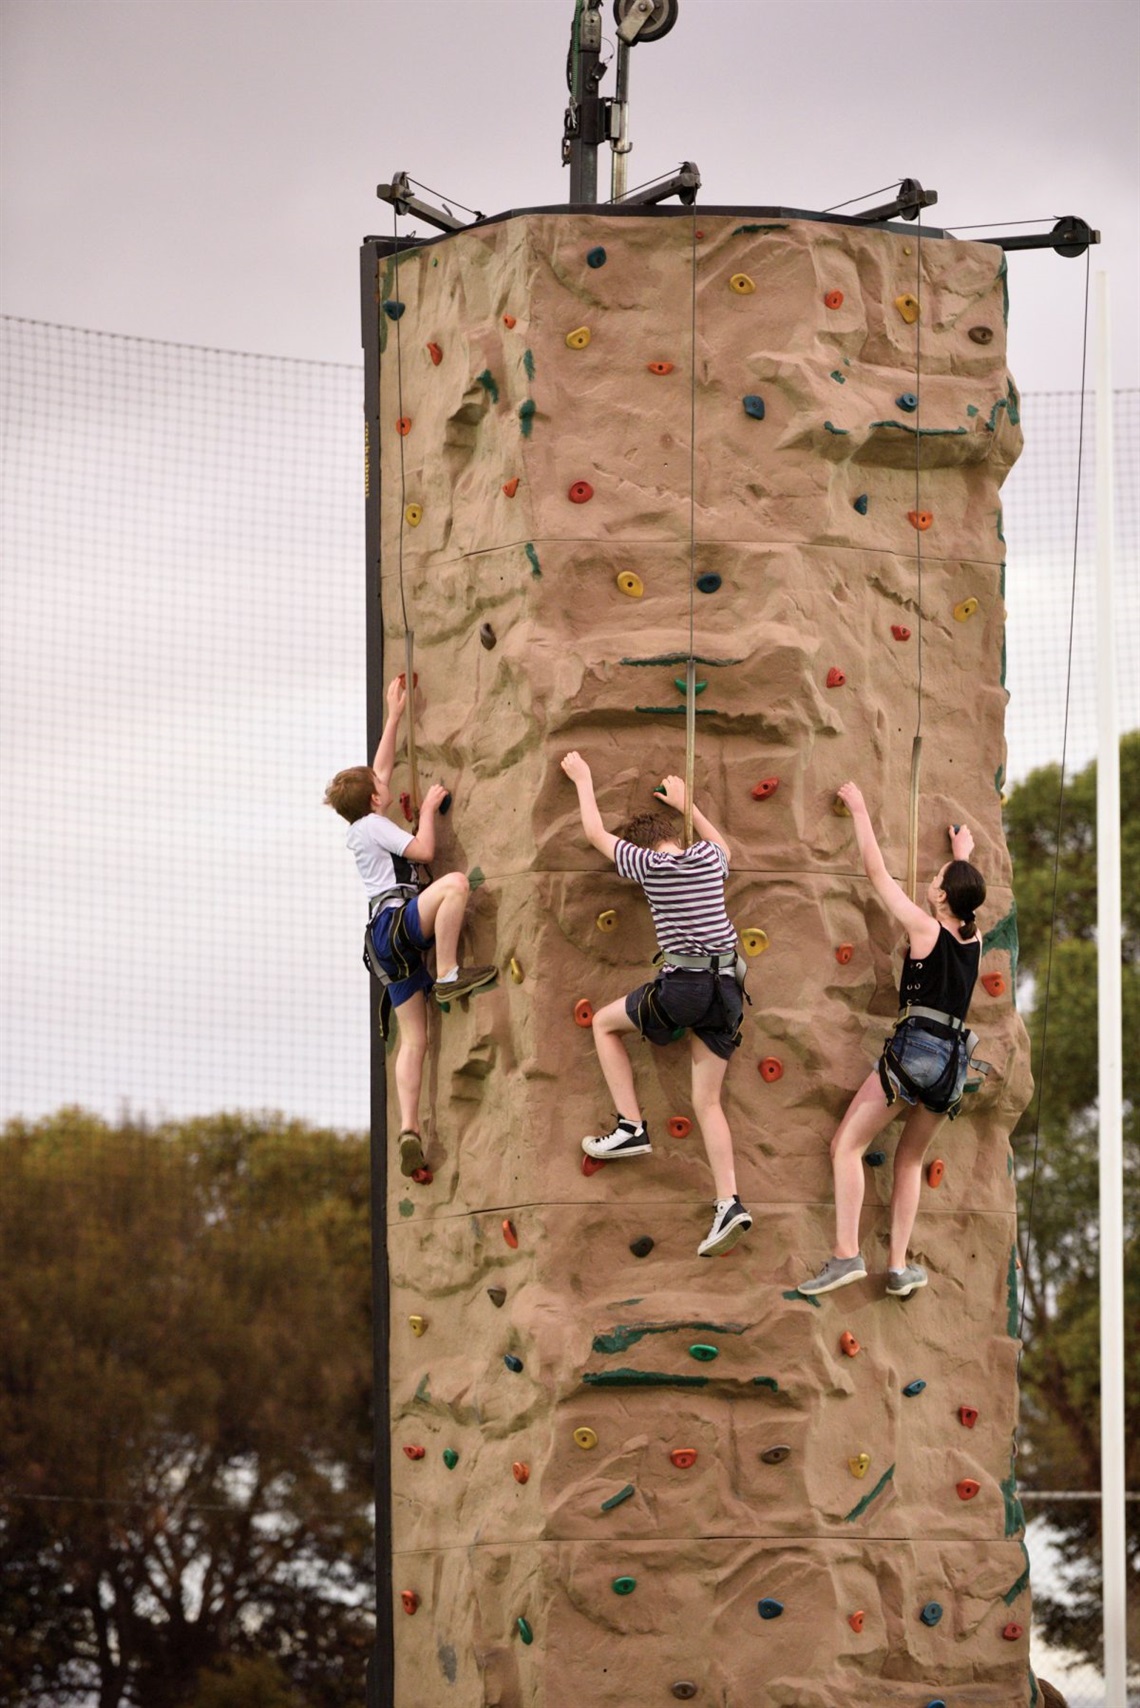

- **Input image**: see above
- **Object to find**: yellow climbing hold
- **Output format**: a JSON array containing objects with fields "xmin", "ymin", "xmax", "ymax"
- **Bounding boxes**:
[
  {"xmin": 408, "ymin": 1315, "xmax": 427, "ymax": 1336},
  {"xmin": 616, "ymin": 571, "xmax": 644, "ymax": 598},
  {"xmin": 596, "ymin": 910, "xmax": 618, "ymax": 932},
  {"xmin": 573, "ymin": 1427, "xmax": 598, "ymax": 1450},
  {"xmin": 848, "ymin": 1453, "xmax": 871, "ymax": 1478},
  {"xmin": 729, "ymin": 273, "xmax": 756, "ymax": 295},
  {"xmin": 566, "ymin": 326, "xmax": 591, "ymax": 350},
  {"xmin": 894, "ymin": 293, "xmax": 920, "ymax": 324},
  {"xmin": 405, "ymin": 504, "xmax": 423, "ymax": 527},
  {"xmin": 832, "ymin": 796, "xmax": 852, "ymax": 818},
  {"xmin": 954, "ymin": 596, "xmax": 980, "ymax": 623},
  {"xmin": 509, "ymin": 957, "xmax": 524, "ymax": 984},
  {"xmin": 742, "ymin": 928, "xmax": 769, "ymax": 957}
]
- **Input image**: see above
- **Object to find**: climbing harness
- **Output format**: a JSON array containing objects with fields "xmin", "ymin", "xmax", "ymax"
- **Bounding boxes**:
[{"xmin": 878, "ymin": 1005, "xmax": 989, "ymax": 1119}]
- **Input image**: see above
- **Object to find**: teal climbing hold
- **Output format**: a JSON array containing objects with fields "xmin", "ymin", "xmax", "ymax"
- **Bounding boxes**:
[
  {"xmin": 477, "ymin": 369, "xmax": 499, "ymax": 403},
  {"xmin": 504, "ymin": 1354, "xmax": 524, "ymax": 1373},
  {"xmin": 398, "ymin": 1198, "xmax": 415, "ymax": 1217},
  {"xmin": 865, "ymin": 1151, "xmax": 886, "ymax": 1167},
  {"xmin": 688, "ymin": 1344, "xmax": 718, "ymax": 1362},
  {"xmin": 853, "ymin": 494, "xmax": 869, "ymax": 514},
  {"xmin": 674, "ymin": 677, "xmax": 708, "ymax": 695},
  {"xmin": 443, "ymin": 1448, "xmax": 459, "ymax": 1469},
  {"xmin": 830, "ymin": 370, "xmax": 846, "ymax": 384},
  {"xmin": 601, "ymin": 1483, "xmax": 635, "ymax": 1511},
  {"xmin": 757, "ymin": 1598, "xmax": 784, "ymax": 1620},
  {"xmin": 967, "ymin": 404, "xmax": 980, "ymax": 417},
  {"xmin": 695, "ymin": 573, "xmax": 721, "ymax": 594},
  {"xmin": 587, "ymin": 246, "xmax": 607, "ymax": 268},
  {"xmin": 525, "ymin": 542, "xmax": 542, "ymax": 577},
  {"xmin": 382, "ymin": 300, "xmax": 405, "ymax": 320},
  {"xmin": 517, "ymin": 1616, "xmax": 534, "ymax": 1644},
  {"xmin": 523, "ymin": 348, "xmax": 535, "ymax": 379},
  {"xmin": 896, "ymin": 392, "xmax": 918, "ymax": 412},
  {"xmin": 920, "ymin": 1602, "xmax": 943, "ymax": 1627},
  {"xmin": 742, "ymin": 394, "xmax": 766, "ymax": 420},
  {"xmin": 925, "ymin": 1700, "xmax": 947, "ymax": 1707},
  {"xmin": 823, "ymin": 421, "xmax": 849, "ymax": 435},
  {"xmin": 612, "ymin": 1577, "xmax": 637, "ymax": 1595},
  {"xmin": 903, "ymin": 1379, "xmax": 927, "ymax": 1397},
  {"xmin": 519, "ymin": 399, "xmax": 536, "ymax": 437}
]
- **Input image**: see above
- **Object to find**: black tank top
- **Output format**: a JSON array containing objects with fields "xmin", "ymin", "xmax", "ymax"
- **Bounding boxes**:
[{"xmin": 899, "ymin": 925, "xmax": 981, "ymax": 1021}]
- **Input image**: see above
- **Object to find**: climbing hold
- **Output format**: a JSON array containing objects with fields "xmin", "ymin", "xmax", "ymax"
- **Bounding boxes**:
[
  {"xmin": 426, "ymin": 341, "xmax": 443, "ymax": 365},
  {"xmin": 586, "ymin": 246, "xmax": 607, "ymax": 268},
  {"xmin": 848, "ymin": 1453, "xmax": 871, "ymax": 1479},
  {"xmin": 826, "ymin": 667, "xmax": 846, "ymax": 688},
  {"xmin": 969, "ymin": 325, "xmax": 994, "ymax": 345},
  {"xmin": 729, "ymin": 273, "xmax": 756, "ymax": 294},
  {"xmin": 600, "ymin": 1483, "xmax": 635, "ymax": 1511},
  {"xmin": 401, "ymin": 1589, "xmax": 419, "ymax": 1614},
  {"xmin": 671, "ymin": 1687, "xmax": 698, "ymax": 1703},
  {"xmin": 954, "ymin": 596, "xmax": 980, "ymax": 622},
  {"xmin": 408, "ymin": 1315, "xmax": 426, "ymax": 1336},
  {"xmin": 629, "ymin": 1236, "xmax": 654, "ymax": 1259},
  {"xmin": 399, "ymin": 792, "xmax": 415, "ymax": 824},
  {"xmin": 442, "ymin": 1449, "xmax": 459, "ymax": 1470},
  {"xmin": 581, "ymin": 1155, "xmax": 607, "ymax": 1177},
  {"xmin": 668, "ymin": 1116, "xmax": 693, "ymax": 1139},
  {"xmin": 865, "ymin": 1150, "xmax": 886, "ymax": 1167},
  {"xmin": 835, "ymin": 944, "xmax": 854, "ymax": 965},
  {"xmin": 848, "ymin": 1610, "xmax": 866, "ymax": 1633},
  {"xmin": 896, "ymin": 393, "xmax": 918, "ymax": 413},
  {"xmin": 758, "ymin": 1057, "xmax": 783, "ymax": 1083},
  {"xmin": 751, "ymin": 777, "xmax": 779, "ymax": 800},
  {"xmin": 503, "ymin": 314, "xmax": 517, "ymax": 328},
  {"xmin": 612, "ymin": 1577, "xmax": 637, "ymax": 1595},
  {"xmin": 742, "ymin": 928, "xmax": 768, "ymax": 956},
  {"xmin": 853, "ymin": 493, "xmax": 869, "ymax": 514},
  {"xmin": 395, "ymin": 416, "xmax": 412, "ymax": 436},
  {"xmin": 503, "ymin": 1353, "xmax": 524, "ymax": 1373},
  {"xmin": 403, "ymin": 1444, "xmax": 426, "ymax": 1460},
  {"xmin": 908, "ymin": 509, "xmax": 934, "ymax": 531},
  {"xmin": 959, "ymin": 1405, "xmax": 979, "ymax": 1429},
  {"xmin": 574, "ymin": 998, "xmax": 594, "ymax": 1027},
  {"xmin": 689, "ymin": 1344, "xmax": 718, "ymax": 1363},
  {"xmin": 920, "ymin": 1602, "xmax": 943, "ymax": 1627},
  {"xmin": 566, "ymin": 326, "xmax": 591, "ymax": 350},
  {"xmin": 670, "ymin": 1448, "xmax": 698, "ymax": 1470},
  {"xmin": 757, "ymin": 1598, "xmax": 784, "ymax": 1620},
  {"xmin": 742, "ymin": 394, "xmax": 766, "ymax": 420},
  {"xmin": 760, "ymin": 1445, "xmax": 791, "ymax": 1465},
  {"xmin": 673, "ymin": 676, "xmax": 708, "ymax": 696},
  {"xmin": 438, "ymin": 790, "xmax": 452, "ymax": 817},
  {"xmin": 568, "ymin": 480, "xmax": 594, "ymax": 504},
  {"xmin": 502, "ymin": 1219, "xmax": 519, "ymax": 1249},
  {"xmin": 648, "ymin": 361, "xmax": 675, "ymax": 375},
  {"xmin": 840, "ymin": 1331, "xmax": 861, "ymax": 1357},
  {"xmin": 927, "ymin": 1158, "xmax": 945, "ymax": 1188},
  {"xmin": 616, "ymin": 571, "xmax": 644, "ymax": 598},
  {"xmin": 824, "ymin": 289, "xmax": 844, "ymax": 309},
  {"xmin": 982, "ymin": 972, "xmax": 1006, "ymax": 997},
  {"xmin": 832, "ymin": 796, "xmax": 851, "ymax": 817},
  {"xmin": 517, "ymin": 1617, "xmax": 534, "ymax": 1645},
  {"xmin": 411, "ymin": 1166, "xmax": 433, "ymax": 1185},
  {"xmin": 382, "ymin": 300, "xmax": 405, "ymax": 320},
  {"xmin": 573, "ymin": 1427, "xmax": 599, "ymax": 1450},
  {"xmin": 891, "ymin": 624, "xmax": 912, "ymax": 641},
  {"xmin": 957, "ymin": 1478, "xmax": 981, "ymax": 1500},
  {"xmin": 487, "ymin": 1286, "xmax": 507, "ymax": 1308},
  {"xmin": 1002, "ymin": 1622, "xmax": 1024, "ymax": 1641},
  {"xmin": 397, "ymin": 671, "xmax": 418, "ymax": 690},
  {"xmin": 508, "ymin": 957, "xmax": 524, "ymax": 984},
  {"xmin": 903, "ymin": 1380, "xmax": 927, "ymax": 1397},
  {"xmin": 502, "ymin": 477, "xmax": 520, "ymax": 497},
  {"xmin": 695, "ymin": 572, "xmax": 722, "ymax": 594},
  {"xmin": 596, "ymin": 909, "xmax": 618, "ymax": 932},
  {"xmin": 894, "ymin": 293, "xmax": 920, "ymax": 324},
  {"xmin": 513, "ymin": 1461, "xmax": 530, "ymax": 1484},
  {"xmin": 404, "ymin": 503, "xmax": 423, "ymax": 527}
]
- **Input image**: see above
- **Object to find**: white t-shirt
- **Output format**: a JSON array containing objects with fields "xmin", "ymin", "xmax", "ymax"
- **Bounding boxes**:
[{"xmin": 345, "ymin": 813, "xmax": 416, "ymax": 908}]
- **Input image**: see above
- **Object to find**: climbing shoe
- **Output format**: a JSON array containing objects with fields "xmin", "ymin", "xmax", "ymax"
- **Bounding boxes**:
[
  {"xmin": 433, "ymin": 964, "xmax": 497, "ymax": 1004},
  {"xmin": 398, "ymin": 1130, "xmax": 426, "ymax": 1176},
  {"xmin": 698, "ymin": 1196, "xmax": 753, "ymax": 1257},
  {"xmin": 581, "ymin": 1117, "xmax": 652, "ymax": 1160},
  {"xmin": 886, "ymin": 1263, "xmax": 928, "ymax": 1298},
  {"xmin": 797, "ymin": 1254, "xmax": 867, "ymax": 1295}
]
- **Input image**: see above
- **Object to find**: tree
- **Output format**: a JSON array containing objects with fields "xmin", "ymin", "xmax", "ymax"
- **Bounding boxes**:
[
  {"xmin": 0, "ymin": 1110, "xmax": 375, "ymax": 1708},
  {"xmin": 1004, "ymin": 731, "xmax": 1140, "ymax": 1673}
]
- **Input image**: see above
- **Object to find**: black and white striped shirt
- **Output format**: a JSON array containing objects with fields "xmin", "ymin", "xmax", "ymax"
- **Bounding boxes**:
[{"xmin": 614, "ymin": 838, "xmax": 737, "ymax": 965}]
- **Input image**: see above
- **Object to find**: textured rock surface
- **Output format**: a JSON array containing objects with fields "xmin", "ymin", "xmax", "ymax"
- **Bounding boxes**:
[{"xmin": 375, "ymin": 212, "xmax": 1033, "ymax": 1706}]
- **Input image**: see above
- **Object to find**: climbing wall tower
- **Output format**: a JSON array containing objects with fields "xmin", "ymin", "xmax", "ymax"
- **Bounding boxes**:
[{"xmin": 362, "ymin": 208, "xmax": 1034, "ymax": 1707}]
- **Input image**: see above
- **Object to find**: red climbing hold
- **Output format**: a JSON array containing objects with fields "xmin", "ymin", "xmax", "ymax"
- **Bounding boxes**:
[
  {"xmin": 824, "ymin": 289, "xmax": 845, "ymax": 309},
  {"xmin": 1003, "ymin": 1623, "xmax": 1025, "ymax": 1642},
  {"xmin": 401, "ymin": 1590, "xmax": 419, "ymax": 1615},
  {"xmin": 502, "ymin": 477, "xmax": 520, "ymax": 497},
  {"xmin": 411, "ymin": 1166, "xmax": 434, "ymax": 1185},
  {"xmin": 959, "ymin": 1405, "xmax": 979, "ymax": 1429},
  {"xmin": 581, "ymin": 1154, "xmax": 607, "ymax": 1177},
  {"xmin": 513, "ymin": 1461, "xmax": 531, "ymax": 1484},
  {"xmin": 668, "ymin": 1116, "xmax": 693, "ymax": 1139},
  {"xmin": 957, "ymin": 1478, "xmax": 981, "ymax": 1501},
  {"xmin": 397, "ymin": 671, "xmax": 418, "ymax": 689},
  {"xmin": 399, "ymin": 792, "xmax": 415, "ymax": 824},
  {"xmin": 568, "ymin": 480, "xmax": 594, "ymax": 504},
  {"xmin": 751, "ymin": 777, "xmax": 779, "ymax": 800},
  {"xmin": 403, "ymin": 1444, "xmax": 426, "ymax": 1460},
  {"xmin": 827, "ymin": 667, "xmax": 846, "ymax": 688},
  {"xmin": 502, "ymin": 1218, "xmax": 519, "ymax": 1249},
  {"xmin": 891, "ymin": 625, "xmax": 912, "ymax": 641},
  {"xmin": 982, "ymin": 972, "xmax": 1006, "ymax": 997},
  {"xmin": 503, "ymin": 315, "xmax": 517, "ymax": 328},
  {"xmin": 848, "ymin": 1610, "xmax": 865, "ymax": 1634},
  {"xmin": 426, "ymin": 342, "xmax": 443, "ymax": 366},
  {"xmin": 927, "ymin": 1158, "xmax": 945, "ymax": 1189},
  {"xmin": 670, "ymin": 1448, "xmax": 698, "ymax": 1470},
  {"xmin": 907, "ymin": 509, "xmax": 933, "ymax": 531},
  {"xmin": 840, "ymin": 1330, "xmax": 861, "ymax": 1357},
  {"xmin": 396, "ymin": 417, "xmax": 412, "ymax": 436},
  {"xmin": 759, "ymin": 1057, "xmax": 783, "ymax": 1083},
  {"xmin": 836, "ymin": 944, "xmax": 854, "ymax": 965},
  {"xmin": 574, "ymin": 998, "xmax": 594, "ymax": 1028},
  {"xmin": 648, "ymin": 361, "xmax": 675, "ymax": 375}
]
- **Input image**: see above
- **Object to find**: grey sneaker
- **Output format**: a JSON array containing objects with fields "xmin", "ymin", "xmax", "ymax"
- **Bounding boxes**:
[
  {"xmin": 886, "ymin": 1264, "xmax": 928, "ymax": 1298},
  {"xmin": 797, "ymin": 1254, "xmax": 867, "ymax": 1296}
]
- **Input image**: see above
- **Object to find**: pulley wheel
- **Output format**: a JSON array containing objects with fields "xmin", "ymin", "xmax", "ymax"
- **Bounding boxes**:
[{"xmin": 613, "ymin": 0, "xmax": 680, "ymax": 43}]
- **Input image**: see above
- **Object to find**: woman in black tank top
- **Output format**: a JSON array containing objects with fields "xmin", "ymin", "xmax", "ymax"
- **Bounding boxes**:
[{"xmin": 798, "ymin": 782, "xmax": 987, "ymax": 1301}]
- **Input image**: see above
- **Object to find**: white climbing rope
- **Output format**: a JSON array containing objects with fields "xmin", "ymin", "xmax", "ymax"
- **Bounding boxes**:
[
  {"xmin": 389, "ymin": 207, "xmax": 420, "ymax": 815},
  {"xmin": 683, "ymin": 207, "xmax": 700, "ymax": 846},
  {"xmin": 906, "ymin": 214, "xmax": 925, "ymax": 900}
]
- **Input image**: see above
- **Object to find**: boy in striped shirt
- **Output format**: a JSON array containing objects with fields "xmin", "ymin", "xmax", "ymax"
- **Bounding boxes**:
[{"xmin": 561, "ymin": 752, "xmax": 752, "ymax": 1256}]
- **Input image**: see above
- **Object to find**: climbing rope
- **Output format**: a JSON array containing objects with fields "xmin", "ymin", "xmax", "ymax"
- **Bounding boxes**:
[
  {"xmin": 389, "ymin": 206, "xmax": 420, "ymax": 815},
  {"xmin": 682, "ymin": 206, "xmax": 700, "ymax": 846},
  {"xmin": 906, "ymin": 214, "xmax": 925, "ymax": 900}
]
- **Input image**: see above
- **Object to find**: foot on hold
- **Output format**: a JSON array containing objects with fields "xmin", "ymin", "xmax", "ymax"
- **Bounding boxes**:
[
  {"xmin": 698, "ymin": 1196, "xmax": 753, "ymax": 1257},
  {"xmin": 797, "ymin": 1254, "xmax": 867, "ymax": 1296},
  {"xmin": 582, "ymin": 1117, "xmax": 652, "ymax": 1160},
  {"xmin": 433, "ymin": 965, "xmax": 498, "ymax": 1004},
  {"xmin": 886, "ymin": 1263, "xmax": 928, "ymax": 1298},
  {"xmin": 398, "ymin": 1130, "xmax": 426, "ymax": 1176}
]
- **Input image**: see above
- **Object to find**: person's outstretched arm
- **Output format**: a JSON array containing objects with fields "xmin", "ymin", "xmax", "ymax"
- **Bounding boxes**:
[
  {"xmin": 656, "ymin": 774, "xmax": 730, "ymax": 860},
  {"xmin": 402, "ymin": 783, "xmax": 448, "ymax": 864},
  {"xmin": 372, "ymin": 676, "xmax": 408, "ymax": 790},
  {"xmin": 838, "ymin": 781, "xmax": 937, "ymax": 952},
  {"xmin": 561, "ymin": 751, "xmax": 618, "ymax": 862}
]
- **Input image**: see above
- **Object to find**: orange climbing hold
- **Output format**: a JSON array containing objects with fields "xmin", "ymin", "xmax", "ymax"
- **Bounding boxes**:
[
  {"xmin": 840, "ymin": 1330, "xmax": 861, "ymax": 1357},
  {"xmin": 502, "ymin": 1218, "xmax": 519, "ymax": 1249},
  {"xmin": 751, "ymin": 777, "xmax": 779, "ymax": 800},
  {"xmin": 399, "ymin": 792, "xmax": 415, "ymax": 824},
  {"xmin": 401, "ymin": 1590, "xmax": 419, "ymax": 1615},
  {"xmin": 668, "ymin": 1116, "xmax": 693, "ymax": 1139},
  {"xmin": 670, "ymin": 1448, "xmax": 698, "ymax": 1470},
  {"xmin": 513, "ymin": 1462, "xmax": 531, "ymax": 1484},
  {"xmin": 826, "ymin": 667, "xmax": 846, "ymax": 688},
  {"xmin": 581, "ymin": 1154, "xmax": 607, "ymax": 1177},
  {"xmin": 824, "ymin": 289, "xmax": 844, "ymax": 309},
  {"xmin": 648, "ymin": 361, "xmax": 675, "ymax": 375},
  {"xmin": 503, "ymin": 314, "xmax": 517, "ymax": 328},
  {"xmin": 502, "ymin": 477, "xmax": 520, "ymax": 497},
  {"xmin": 759, "ymin": 1057, "xmax": 783, "ymax": 1083},
  {"xmin": 891, "ymin": 624, "xmax": 912, "ymax": 641},
  {"xmin": 426, "ymin": 341, "xmax": 443, "ymax": 365},
  {"xmin": 848, "ymin": 1610, "xmax": 866, "ymax": 1633},
  {"xmin": 908, "ymin": 509, "xmax": 933, "ymax": 530},
  {"xmin": 574, "ymin": 998, "xmax": 594, "ymax": 1027},
  {"xmin": 836, "ymin": 944, "xmax": 854, "ymax": 965},
  {"xmin": 982, "ymin": 972, "xmax": 1006, "ymax": 998},
  {"xmin": 403, "ymin": 1444, "xmax": 426, "ymax": 1460},
  {"xmin": 568, "ymin": 480, "xmax": 594, "ymax": 504},
  {"xmin": 1003, "ymin": 1623, "xmax": 1025, "ymax": 1642},
  {"xmin": 396, "ymin": 416, "xmax": 412, "ymax": 436},
  {"xmin": 957, "ymin": 1478, "xmax": 981, "ymax": 1500},
  {"xmin": 927, "ymin": 1158, "xmax": 945, "ymax": 1189}
]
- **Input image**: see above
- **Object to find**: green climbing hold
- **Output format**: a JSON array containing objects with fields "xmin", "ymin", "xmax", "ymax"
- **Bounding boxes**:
[
  {"xmin": 525, "ymin": 542, "xmax": 541, "ymax": 577},
  {"xmin": 600, "ymin": 1483, "xmax": 635, "ymax": 1511},
  {"xmin": 689, "ymin": 1344, "xmax": 718, "ymax": 1362},
  {"xmin": 477, "ymin": 369, "xmax": 499, "ymax": 403},
  {"xmin": 468, "ymin": 866, "xmax": 485, "ymax": 889},
  {"xmin": 382, "ymin": 300, "xmax": 405, "ymax": 320},
  {"xmin": 783, "ymin": 1288, "xmax": 820, "ymax": 1308},
  {"xmin": 523, "ymin": 348, "xmax": 535, "ymax": 379},
  {"xmin": 519, "ymin": 399, "xmax": 536, "ymax": 437},
  {"xmin": 398, "ymin": 1198, "xmax": 415, "ymax": 1217},
  {"xmin": 751, "ymin": 1376, "xmax": 779, "ymax": 1391},
  {"xmin": 443, "ymin": 1448, "xmax": 459, "ymax": 1469},
  {"xmin": 612, "ymin": 1577, "xmax": 637, "ymax": 1595},
  {"xmin": 674, "ymin": 677, "xmax": 708, "ymax": 695},
  {"xmin": 823, "ymin": 421, "xmax": 849, "ymax": 435},
  {"xmin": 517, "ymin": 1616, "xmax": 534, "ymax": 1644},
  {"xmin": 830, "ymin": 370, "xmax": 846, "ymax": 384},
  {"xmin": 967, "ymin": 404, "xmax": 979, "ymax": 417}
]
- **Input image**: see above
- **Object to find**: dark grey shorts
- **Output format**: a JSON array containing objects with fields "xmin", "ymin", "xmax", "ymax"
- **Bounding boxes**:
[{"xmin": 625, "ymin": 970, "xmax": 743, "ymax": 1061}]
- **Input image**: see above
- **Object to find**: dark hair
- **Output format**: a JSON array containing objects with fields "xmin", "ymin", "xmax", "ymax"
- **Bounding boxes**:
[
  {"xmin": 941, "ymin": 859, "xmax": 986, "ymax": 938},
  {"xmin": 324, "ymin": 765, "xmax": 378, "ymax": 823},
  {"xmin": 618, "ymin": 811, "xmax": 677, "ymax": 850}
]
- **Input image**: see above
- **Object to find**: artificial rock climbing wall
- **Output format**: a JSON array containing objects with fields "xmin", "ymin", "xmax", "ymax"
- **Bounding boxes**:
[{"xmin": 371, "ymin": 210, "xmax": 1035, "ymax": 1707}]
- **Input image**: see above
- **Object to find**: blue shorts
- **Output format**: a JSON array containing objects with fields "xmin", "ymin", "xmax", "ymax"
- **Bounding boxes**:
[
  {"xmin": 369, "ymin": 896, "xmax": 434, "ymax": 1008},
  {"xmin": 882, "ymin": 1020, "xmax": 968, "ymax": 1111}
]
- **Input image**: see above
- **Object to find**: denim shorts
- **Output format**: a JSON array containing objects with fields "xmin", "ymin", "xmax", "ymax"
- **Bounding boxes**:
[
  {"xmin": 884, "ymin": 1020, "xmax": 968, "ymax": 1110},
  {"xmin": 625, "ymin": 970, "xmax": 743, "ymax": 1061},
  {"xmin": 369, "ymin": 896, "xmax": 434, "ymax": 1008}
]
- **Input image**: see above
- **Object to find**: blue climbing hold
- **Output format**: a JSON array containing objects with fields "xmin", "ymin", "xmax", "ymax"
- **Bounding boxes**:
[
  {"xmin": 587, "ymin": 246, "xmax": 607, "ymax": 268},
  {"xmin": 853, "ymin": 494, "xmax": 869, "ymax": 515},
  {"xmin": 896, "ymin": 392, "xmax": 918, "ymax": 413},
  {"xmin": 504, "ymin": 1354, "xmax": 524, "ymax": 1373},
  {"xmin": 695, "ymin": 573, "xmax": 722, "ymax": 594},
  {"xmin": 924, "ymin": 1700, "xmax": 947, "ymax": 1708},
  {"xmin": 903, "ymin": 1379, "xmax": 927, "ymax": 1397},
  {"xmin": 382, "ymin": 300, "xmax": 405, "ymax": 320},
  {"xmin": 920, "ymin": 1602, "xmax": 943, "ymax": 1627},
  {"xmin": 742, "ymin": 394, "xmax": 766, "ymax": 420},
  {"xmin": 757, "ymin": 1598, "xmax": 784, "ymax": 1620}
]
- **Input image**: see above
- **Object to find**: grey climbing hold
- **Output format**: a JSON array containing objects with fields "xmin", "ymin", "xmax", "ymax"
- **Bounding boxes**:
[
  {"xmin": 853, "ymin": 494, "xmax": 869, "ymax": 515},
  {"xmin": 742, "ymin": 394, "xmax": 766, "ymax": 420},
  {"xmin": 587, "ymin": 246, "xmax": 607, "ymax": 268},
  {"xmin": 920, "ymin": 1601, "xmax": 943, "ymax": 1627},
  {"xmin": 629, "ymin": 1236, "xmax": 655, "ymax": 1258},
  {"xmin": 479, "ymin": 622, "xmax": 497, "ymax": 650},
  {"xmin": 504, "ymin": 1353, "xmax": 524, "ymax": 1373},
  {"xmin": 903, "ymin": 1379, "xmax": 927, "ymax": 1397},
  {"xmin": 896, "ymin": 392, "xmax": 918, "ymax": 413},
  {"xmin": 382, "ymin": 300, "xmax": 405, "ymax": 320},
  {"xmin": 757, "ymin": 1598, "xmax": 784, "ymax": 1620},
  {"xmin": 672, "ymin": 1687, "xmax": 698, "ymax": 1703},
  {"xmin": 760, "ymin": 1445, "xmax": 791, "ymax": 1464},
  {"xmin": 695, "ymin": 573, "xmax": 721, "ymax": 594},
  {"xmin": 968, "ymin": 326, "xmax": 994, "ymax": 345},
  {"xmin": 487, "ymin": 1286, "xmax": 507, "ymax": 1307}
]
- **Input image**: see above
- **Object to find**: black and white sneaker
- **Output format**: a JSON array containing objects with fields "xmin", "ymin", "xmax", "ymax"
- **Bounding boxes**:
[
  {"xmin": 581, "ymin": 1117, "xmax": 652, "ymax": 1160},
  {"xmin": 698, "ymin": 1196, "xmax": 753, "ymax": 1257}
]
